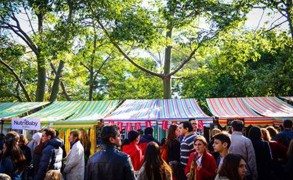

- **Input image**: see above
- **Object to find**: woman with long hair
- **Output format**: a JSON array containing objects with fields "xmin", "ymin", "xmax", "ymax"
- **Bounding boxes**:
[
  {"xmin": 0, "ymin": 131, "xmax": 26, "ymax": 179},
  {"xmin": 216, "ymin": 154, "xmax": 247, "ymax": 180},
  {"xmin": 79, "ymin": 129, "xmax": 91, "ymax": 164},
  {"xmin": 163, "ymin": 124, "xmax": 180, "ymax": 179},
  {"xmin": 185, "ymin": 135, "xmax": 217, "ymax": 180},
  {"xmin": 137, "ymin": 141, "xmax": 172, "ymax": 180}
]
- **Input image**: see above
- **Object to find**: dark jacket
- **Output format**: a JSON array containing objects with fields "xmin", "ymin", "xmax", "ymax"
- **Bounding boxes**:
[
  {"xmin": 251, "ymin": 139, "xmax": 272, "ymax": 180},
  {"xmin": 86, "ymin": 144, "xmax": 135, "ymax": 180},
  {"xmin": 139, "ymin": 135, "xmax": 159, "ymax": 155},
  {"xmin": 167, "ymin": 138, "xmax": 180, "ymax": 163},
  {"xmin": 34, "ymin": 138, "xmax": 63, "ymax": 180}
]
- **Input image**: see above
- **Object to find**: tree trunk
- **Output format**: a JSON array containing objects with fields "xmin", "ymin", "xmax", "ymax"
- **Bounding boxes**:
[
  {"xmin": 89, "ymin": 65, "xmax": 94, "ymax": 101},
  {"xmin": 49, "ymin": 60, "xmax": 64, "ymax": 101},
  {"xmin": 35, "ymin": 13, "xmax": 46, "ymax": 102},
  {"xmin": 35, "ymin": 53, "xmax": 46, "ymax": 101},
  {"xmin": 163, "ymin": 25, "xmax": 173, "ymax": 99}
]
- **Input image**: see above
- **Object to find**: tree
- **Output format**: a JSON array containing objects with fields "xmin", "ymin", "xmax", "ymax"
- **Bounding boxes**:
[
  {"xmin": 82, "ymin": 0, "xmax": 252, "ymax": 98},
  {"xmin": 0, "ymin": 0, "xmax": 79, "ymax": 101}
]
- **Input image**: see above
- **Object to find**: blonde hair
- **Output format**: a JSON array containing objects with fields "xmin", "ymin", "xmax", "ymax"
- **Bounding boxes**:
[
  {"xmin": 261, "ymin": 128, "xmax": 271, "ymax": 141},
  {"xmin": 194, "ymin": 135, "xmax": 207, "ymax": 146},
  {"xmin": 211, "ymin": 128, "xmax": 221, "ymax": 137},
  {"xmin": 44, "ymin": 170, "xmax": 62, "ymax": 180}
]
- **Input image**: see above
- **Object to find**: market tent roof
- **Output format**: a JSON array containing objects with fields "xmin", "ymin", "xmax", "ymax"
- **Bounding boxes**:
[
  {"xmin": 0, "ymin": 102, "xmax": 16, "ymax": 112},
  {"xmin": 207, "ymin": 98, "xmax": 273, "ymax": 126},
  {"xmin": 0, "ymin": 102, "xmax": 49, "ymax": 119},
  {"xmin": 104, "ymin": 99, "xmax": 212, "ymax": 123},
  {"xmin": 24, "ymin": 101, "xmax": 84, "ymax": 123},
  {"xmin": 57, "ymin": 100, "xmax": 121, "ymax": 124},
  {"xmin": 282, "ymin": 96, "xmax": 293, "ymax": 102},
  {"xmin": 242, "ymin": 97, "xmax": 293, "ymax": 119}
]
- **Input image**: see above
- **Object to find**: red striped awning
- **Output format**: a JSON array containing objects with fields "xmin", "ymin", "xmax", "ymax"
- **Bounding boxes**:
[
  {"xmin": 207, "ymin": 98, "xmax": 273, "ymax": 126},
  {"xmin": 242, "ymin": 97, "xmax": 293, "ymax": 118}
]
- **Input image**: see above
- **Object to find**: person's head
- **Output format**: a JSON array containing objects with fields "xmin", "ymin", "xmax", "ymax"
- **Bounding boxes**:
[
  {"xmin": 101, "ymin": 125, "xmax": 121, "ymax": 147},
  {"xmin": 266, "ymin": 126, "xmax": 278, "ymax": 139},
  {"xmin": 194, "ymin": 135, "xmax": 207, "ymax": 154},
  {"xmin": 218, "ymin": 154, "xmax": 247, "ymax": 180},
  {"xmin": 283, "ymin": 120, "xmax": 293, "ymax": 129},
  {"xmin": 44, "ymin": 170, "xmax": 62, "ymax": 180},
  {"xmin": 179, "ymin": 121, "xmax": 193, "ymax": 136},
  {"xmin": 167, "ymin": 124, "xmax": 180, "ymax": 141},
  {"xmin": 4, "ymin": 131, "xmax": 20, "ymax": 149},
  {"xmin": 211, "ymin": 128, "xmax": 221, "ymax": 137},
  {"xmin": 231, "ymin": 120, "xmax": 244, "ymax": 132},
  {"xmin": 42, "ymin": 128, "xmax": 56, "ymax": 143},
  {"xmin": 144, "ymin": 141, "xmax": 171, "ymax": 180},
  {"xmin": 127, "ymin": 130, "xmax": 140, "ymax": 143},
  {"xmin": 260, "ymin": 128, "xmax": 271, "ymax": 141},
  {"xmin": 189, "ymin": 118, "xmax": 198, "ymax": 132},
  {"xmin": 144, "ymin": 127, "xmax": 153, "ymax": 136},
  {"xmin": 0, "ymin": 173, "xmax": 11, "ymax": 180},
  {"xmin": 69, "ymin": 130, "xmax": 80, "ymax": 144},
  {"xmin": 248, "ymin": 126, "xmax": 262, "ymax": 141},
  {"xmin": 213, "ymin": 133, "xmax": 231, "ymax": 154},
  {"xmin": 79, "ymin": 128, "xmax": 91, "ymax": 150},
  {"xmin": 19, "ymin": 134, "xmax": 28, "ymax": 146}
]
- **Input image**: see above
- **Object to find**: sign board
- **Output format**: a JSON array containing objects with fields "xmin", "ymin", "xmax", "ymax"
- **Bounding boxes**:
[{"xmin": 12, "ymin": 118, "xmax": 41, "ymax": 130}]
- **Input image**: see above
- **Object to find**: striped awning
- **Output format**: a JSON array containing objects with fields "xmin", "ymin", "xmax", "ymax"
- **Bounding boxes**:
[
  {"xmin": 0, "ymin": 102, "xmax": 49, "ymax": 119},
  {"xmin": 242, "ymin": 97, "xmax": 293, "ymax": 118},
  {"xmin": 24, "ymin": 101, "xmax": 84, "ymax": 123},
  {"xmin": 104, "ymin": 99, "xmax": 212, "ymax": 122},
  {"xmin": 282, "ymin": 96, "xmax": 293, "ymax": 102},
  {"xmin": 0, "ymin": 102, "xmax": 15, "ymax": 112},
  {"xmin": 25, "ymin": 101, "xmax": 120, "ymax": 124},
  {"xmin": 59, "ymin": 100, "xmax": 120, "ymax": 124},
  {"xmin": 207, "ymin": 98, "xmax": 273, "ymax": 126}
]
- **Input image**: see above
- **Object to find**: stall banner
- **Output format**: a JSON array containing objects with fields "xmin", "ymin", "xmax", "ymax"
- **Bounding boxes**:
[
  {"xmin": 198, "ymin": 120, "xmax": 204, "ymax": 130},
  {"xmin": 134, "ymin": 122, "xmax": 141, "ymax": 130},
  {"xmin": 117, "ymin": 122, "xmax": 123, "ymax": 131},
  {"xmin": 126, "ymin": 122, "xmax": 132, "ymax": 132},
  {"xmin": 162, "ymin": 120, "xmax": 168, "ymax": 130},
  {"xmin": 12, "ymin": 118, "xmax": 40, "ymax": 130}
]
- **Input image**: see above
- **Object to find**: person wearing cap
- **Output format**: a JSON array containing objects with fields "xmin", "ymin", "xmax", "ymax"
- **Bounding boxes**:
[
  {"xmin": 122, "ymin": 130, "xmax": 143, "ymax": 171},
  {"xmin": 139, "ymin": 127, "xmax": 159, "ymax": 155}
]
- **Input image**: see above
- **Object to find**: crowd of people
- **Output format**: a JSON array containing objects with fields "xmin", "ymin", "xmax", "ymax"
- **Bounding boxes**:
[{"xmin": 0, "ymin": 119, "xmax": 292, "ymax": 180}]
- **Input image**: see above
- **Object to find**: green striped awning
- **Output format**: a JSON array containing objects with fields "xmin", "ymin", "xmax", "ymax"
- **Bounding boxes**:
[
  {"xmin": 56, "ymin": 100, "xmax": 120, "ymax": 124},
  {"xmin": 0, "ymin": 102, "xmax": 15, "ymax": 112},
  {"xmin": 0, "ymin": 102, "xmax": 49, "ymax": 119},
  {"xmin": 25, "ymin": 101, "xmax": 120, "ymax": 124},
  {"xmin": 24, "ymin": 101, "xmax": 84, "ymax": 123}
]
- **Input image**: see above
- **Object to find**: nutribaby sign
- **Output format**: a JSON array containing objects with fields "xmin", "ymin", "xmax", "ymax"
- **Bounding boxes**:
[{"xmin": 12, "ymin": 118, "xmax": 41, "ymax": 130}]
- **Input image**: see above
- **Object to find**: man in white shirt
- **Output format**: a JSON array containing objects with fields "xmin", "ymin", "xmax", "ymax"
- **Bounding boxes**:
[{"xmin": 229, "ymin": 120, "xmax": 257, "ymax": 180}]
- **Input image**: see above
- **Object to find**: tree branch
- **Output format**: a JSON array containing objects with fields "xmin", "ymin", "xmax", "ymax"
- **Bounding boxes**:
[
  {"xmin": 22, "ymin": 2, "xmax": 36, "ymax": 35},
  {"xmin": 265, "ymin": 20, "xmax": 288, "ymax": 31},
  {"xmin": 96, "ymin": 19, "xmax": 163, "ymax": 78},
  {"xmin": 0, "ymin": 59, "xmax": 31, "ymax": 101}
]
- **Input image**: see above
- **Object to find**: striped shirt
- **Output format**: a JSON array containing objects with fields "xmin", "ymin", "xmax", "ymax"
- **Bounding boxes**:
[{"xmin": 180, "ymin": 133, "xmax": 196, "ymax": 166}]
